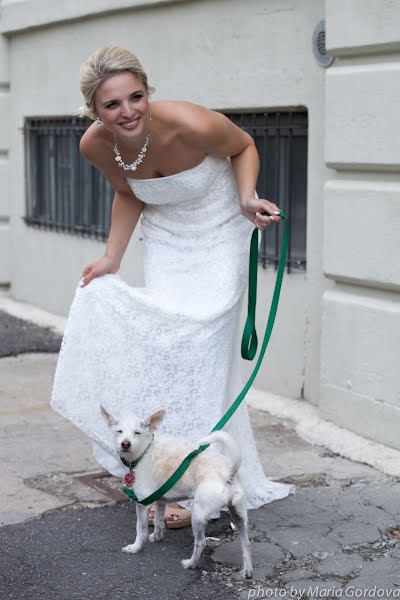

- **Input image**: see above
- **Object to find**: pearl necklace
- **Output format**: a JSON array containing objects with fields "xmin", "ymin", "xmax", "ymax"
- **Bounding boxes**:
[{"xmin": 113, "ymin": 113, "xmax": 151, "ymax": 172}]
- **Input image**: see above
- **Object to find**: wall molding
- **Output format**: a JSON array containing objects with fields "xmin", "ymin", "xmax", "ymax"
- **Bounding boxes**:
[{"xmin": 0, "ymin": 0, "xmax": 189, "ymax": 35}]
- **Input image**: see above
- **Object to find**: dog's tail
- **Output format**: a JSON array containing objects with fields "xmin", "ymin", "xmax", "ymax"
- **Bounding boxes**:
[{"xmin": 198, "ymin": 431, "xmax": 241, "ymax": 480}]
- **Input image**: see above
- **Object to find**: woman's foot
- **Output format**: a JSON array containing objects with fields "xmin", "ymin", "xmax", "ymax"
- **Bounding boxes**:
[
  {"xmin": 148, "ymin": 502, "xmax": 191, "ymax": 529},
  {"xmin": 164, "ymin": 502, "xmax": 192, "ymax": 529}
]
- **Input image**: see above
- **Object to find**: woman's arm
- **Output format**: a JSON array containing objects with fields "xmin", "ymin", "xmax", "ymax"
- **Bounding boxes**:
[
  {"xmin": 79, "ymin": 125, "xmax": 144, "ymax": 286},
  {"xmin": 104, "ymin": 189, "xmax": 144, "ymax": 266},
  {"xmin": 175, "ymin": 102, "xmax": 281, "ymax": 230}
]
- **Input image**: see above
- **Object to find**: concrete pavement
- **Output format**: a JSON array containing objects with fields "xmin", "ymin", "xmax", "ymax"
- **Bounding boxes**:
[{"xmin": 1, "ymin": 300, "xmax": 400, "ymax": 600}]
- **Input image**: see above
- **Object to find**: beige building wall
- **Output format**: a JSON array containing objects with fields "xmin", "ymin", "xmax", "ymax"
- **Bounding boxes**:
[
  {"xmin": 0, "ymin": 31, "xmax": 10, "ymax": 285},
  {"xmin": 322, "ymin": 0, "xmax": 400, "ymax": 449}
]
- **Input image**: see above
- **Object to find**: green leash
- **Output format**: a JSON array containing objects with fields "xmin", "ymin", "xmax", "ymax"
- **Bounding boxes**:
[{"xmin": 124, "ymin": 211, "xmax": 288, "ymax": 505}]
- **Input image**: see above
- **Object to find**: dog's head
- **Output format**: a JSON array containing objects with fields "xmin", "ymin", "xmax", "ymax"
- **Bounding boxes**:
[{"xmin": 100, "ymin": 405, "xmax": 165, "ymax": 460}]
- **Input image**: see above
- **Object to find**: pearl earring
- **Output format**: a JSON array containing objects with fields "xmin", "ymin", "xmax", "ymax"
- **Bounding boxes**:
[{"xmin": 95, "ymin": 117, "xmax": 103, "ymax": 127}]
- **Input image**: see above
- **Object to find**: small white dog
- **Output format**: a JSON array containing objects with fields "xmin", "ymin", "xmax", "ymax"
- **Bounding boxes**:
[{"xmin": 100, "ymin": 406, "xmax": 253, "ymax": 578}]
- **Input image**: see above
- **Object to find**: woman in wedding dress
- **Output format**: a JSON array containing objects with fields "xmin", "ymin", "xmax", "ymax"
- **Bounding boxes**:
[{"xmin": 51, "ymin": 43, "xmax": 294, "ymax": 528}]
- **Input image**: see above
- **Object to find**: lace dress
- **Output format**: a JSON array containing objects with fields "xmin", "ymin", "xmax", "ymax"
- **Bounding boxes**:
[{"xmin": 51, "ymin": 153, "xmax": 294, "ymax": 509}]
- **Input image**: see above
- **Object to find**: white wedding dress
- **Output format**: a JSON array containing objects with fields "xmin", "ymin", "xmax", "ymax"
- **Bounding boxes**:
[{"xmin": 51, "ymin": 153, "xmax": 294, "ymax": 509}]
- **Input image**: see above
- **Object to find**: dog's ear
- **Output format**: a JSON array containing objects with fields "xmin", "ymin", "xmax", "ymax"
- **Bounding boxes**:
[
  {"xmin": 144, "ymin": 409, "xmax": 165, "ymax": 432},
  {"xmin": 100, "ymin": 405, "xmax": 118, "ymax": 427}
]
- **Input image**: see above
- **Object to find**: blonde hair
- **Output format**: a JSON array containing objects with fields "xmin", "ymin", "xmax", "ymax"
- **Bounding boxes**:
[{"xmin": 79, "ymin": 43, "xmax": 155, "ymax": 119}]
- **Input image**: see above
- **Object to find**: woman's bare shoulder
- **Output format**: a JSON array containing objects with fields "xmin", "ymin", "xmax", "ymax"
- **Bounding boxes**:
[
  {"xmin": 153, "ymin": 99, "xmax": 206, "ymax": 112},
  {"xmin": 153, "ymin": 99, "xmax": 213, "ymax": 131},
  {"xmin": 154, "ymin": 99, "xmax": 249, "ymax": 156}
]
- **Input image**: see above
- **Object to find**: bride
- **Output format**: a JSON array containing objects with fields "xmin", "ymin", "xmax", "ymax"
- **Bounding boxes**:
[{"xmin": 51, "ymin": 43, "xmax": 293, "ymax": 529}]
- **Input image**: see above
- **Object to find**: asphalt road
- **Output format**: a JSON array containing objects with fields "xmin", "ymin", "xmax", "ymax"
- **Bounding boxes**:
[
  {"xmin": 0, "ymin": 309, "xmax": 62, "ymax": 357},
  {"xmin": 0, "ymin": 504, "xmax": 235, "ymax": 600}
]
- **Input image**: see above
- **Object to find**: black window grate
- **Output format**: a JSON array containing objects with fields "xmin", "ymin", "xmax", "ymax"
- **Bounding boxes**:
[
  {"xmin": 24, "ymin": 117, "xmax": 113, "ymax": 241},
  {"xmin": 226, "ymin": 111, "xmax": 308, "ymax": 272}
]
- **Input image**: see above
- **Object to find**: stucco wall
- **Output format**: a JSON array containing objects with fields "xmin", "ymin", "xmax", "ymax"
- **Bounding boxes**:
[
  {"xmin": 325, "ymin": 0, "xmax": 400, "ymax": 56},
  {"xmin": 322, "ymin": 0, "xmax": 400, "ymax": 449},
  {"xmin": 0, "ymin": 32, "xmax": 10, "ymax": 285},
  {"xmin": 4, "ymin": 0, "xmax": 326, "ymax": 405}
]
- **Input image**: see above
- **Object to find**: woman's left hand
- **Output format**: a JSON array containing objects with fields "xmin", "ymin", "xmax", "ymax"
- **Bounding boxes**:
[{"xmin": 240, "ymin": 196, "xmax": 283, "ymax": 231}]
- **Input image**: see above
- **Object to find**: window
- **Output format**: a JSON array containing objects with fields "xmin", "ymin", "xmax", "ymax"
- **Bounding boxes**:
[
  {"xmin": 24, "ymin": 117, "xmax": 113, "ymax": 240},
  {"xmin": 226, "ymin": 111, "xmax": 308, "ymax": 272}
]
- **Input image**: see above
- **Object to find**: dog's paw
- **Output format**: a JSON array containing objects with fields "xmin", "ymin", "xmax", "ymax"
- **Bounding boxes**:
[
  {"xmin": 181, "ymin": 558, "xmax": 197, "ymax": 570},
  {"xmin": 149, "ymin": 531, "xmax": 164, "ymax": 543},
  {"xmin": 241, "ymin": 567, "xmax": 253, "ymax": 579},
  {"xmin": 122, "ymin": 543, "xmax": 143, "ymax": 554}
]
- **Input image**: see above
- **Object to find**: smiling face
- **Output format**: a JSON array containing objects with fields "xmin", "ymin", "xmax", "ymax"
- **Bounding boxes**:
[{"xmin": 94, "ymin": 71, "xmax": 150, "ymax": 144}]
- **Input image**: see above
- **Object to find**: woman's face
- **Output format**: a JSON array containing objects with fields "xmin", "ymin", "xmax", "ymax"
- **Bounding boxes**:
[{"xmin": 94, "ymin": 71, "xmax": 150, "ymax": 143}]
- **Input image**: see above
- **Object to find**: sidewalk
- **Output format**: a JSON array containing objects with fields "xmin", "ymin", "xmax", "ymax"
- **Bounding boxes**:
[{"xmin": 1, "ymin": 296, "xmax": 400, "ymax": 600}]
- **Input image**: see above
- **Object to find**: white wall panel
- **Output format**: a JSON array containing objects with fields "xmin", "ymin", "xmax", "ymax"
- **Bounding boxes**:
[
  {"xmin": 326, "ymin": 63, "xmax": 400, "ymax": 170},
  {"xmin": 326, "ymin": 0, "xmax": 400, "ymax": 56},
  {"xmin": 321, "ymin": 288, "xmax": 400, "ymax": 448},
  {"xmin": 323, "ymin": 180, "xmax": 400, "ymax": 289}
]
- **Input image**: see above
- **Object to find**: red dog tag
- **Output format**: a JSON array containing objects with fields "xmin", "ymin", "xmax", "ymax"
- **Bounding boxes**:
[{"xmin": 124, "ymin": 472, "xmax": 135, "ymax": 485}]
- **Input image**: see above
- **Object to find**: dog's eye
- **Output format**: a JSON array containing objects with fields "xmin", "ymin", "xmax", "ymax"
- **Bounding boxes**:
[
  {"xmin": 134, "ymin": 431, "xmax": 142, "ymax": 435},
  {"xmin": 116, "ymin": 430, "xmax": 123, "ymax": 434}
]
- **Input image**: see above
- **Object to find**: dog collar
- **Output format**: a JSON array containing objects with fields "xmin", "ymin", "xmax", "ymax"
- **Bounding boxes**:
[{"xmin": 119, "ymin": 434, "xmax": 154, "ymax": 470}]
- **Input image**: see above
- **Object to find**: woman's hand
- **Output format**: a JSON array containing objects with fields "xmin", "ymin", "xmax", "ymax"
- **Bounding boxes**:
[
  {"xmin": 240, "ymin": 196, "xmax": 283, "ymax": 231},
  {"xmin": 80, "ymin": 255, "xmax": 120, "ymax": 287}
]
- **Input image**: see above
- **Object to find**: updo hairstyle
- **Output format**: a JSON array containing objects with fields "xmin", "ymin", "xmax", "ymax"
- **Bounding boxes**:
[{"xmin": 79, "ymin": 43, "xmax": 155, "ymax": 120}]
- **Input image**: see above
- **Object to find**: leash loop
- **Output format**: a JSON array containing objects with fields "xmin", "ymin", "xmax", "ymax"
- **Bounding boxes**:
[{"xmin": 241, "ymin": 227, "xmax": 260, "ymax": 360}]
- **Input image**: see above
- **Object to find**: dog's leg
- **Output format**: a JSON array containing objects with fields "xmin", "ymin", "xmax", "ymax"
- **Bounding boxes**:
[
  {"xmin": 181, "ymin": 504, "xmax": 206, "ymax": 570},
  {"xmin": 149, "ymin": 501, "xmax": 165, "ymax": 543},
  {"xmin": 122, "ymin": 503, "xmax": 150, "ymax": 554},
  {"xmin": 228, "ymin": 498, "xmax": 253, "ymax": 579}
]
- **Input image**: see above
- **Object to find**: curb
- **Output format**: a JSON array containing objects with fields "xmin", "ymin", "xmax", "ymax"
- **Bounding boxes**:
[{"xmin": 0, "ymin": 291, "xmax": 66, "ymax": 335}]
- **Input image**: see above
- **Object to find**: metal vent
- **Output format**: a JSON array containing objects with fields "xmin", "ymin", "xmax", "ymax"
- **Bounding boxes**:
[{"xmin": 312, "ymin": 20, "xmax": 334, "ymax": 67}]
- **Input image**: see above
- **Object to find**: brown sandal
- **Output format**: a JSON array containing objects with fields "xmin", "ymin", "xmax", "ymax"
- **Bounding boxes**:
[
  {"xmin": 164, "ymin": 504, "xmax": 192, "ymax": 529},
  {"xmin": 148, "ymin": 502, "xmax": 192, "ymax": 529}
]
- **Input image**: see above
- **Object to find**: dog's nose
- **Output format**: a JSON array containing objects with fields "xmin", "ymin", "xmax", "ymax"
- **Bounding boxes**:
[{"xmin": 121, "ymin": 440, "xmax": 131, "ymax": 450}]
